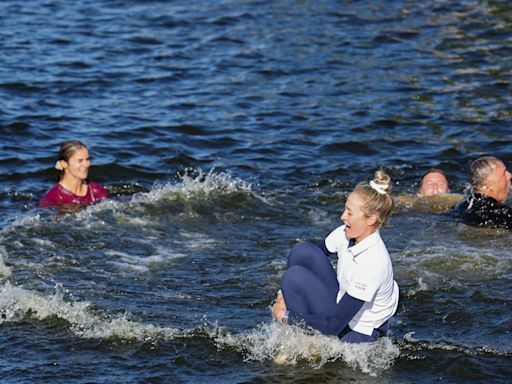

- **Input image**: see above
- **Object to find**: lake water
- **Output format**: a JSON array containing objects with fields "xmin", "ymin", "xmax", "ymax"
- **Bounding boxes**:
[{"xmin": 0, "ymin": 0, "xmax": 511, "ymax": 382}]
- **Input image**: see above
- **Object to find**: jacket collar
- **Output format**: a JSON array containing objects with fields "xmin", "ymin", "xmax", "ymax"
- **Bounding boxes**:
[{"xmin": 347, "ymin": 230, "xmax": 381, "ymax": 257}]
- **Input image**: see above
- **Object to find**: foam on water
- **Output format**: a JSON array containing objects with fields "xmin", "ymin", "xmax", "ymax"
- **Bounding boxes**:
[
  {"xmin": 207, "ymin": 321, "xmax": 400, "ymax": 375},
  {"xmin": 1, "ymin": 213, "xmax": 42, "ymax": 233},
  {"xmin": 153, "ymin": 245, "xmax": 188, "ymax": 261},
  {"xmin": 402, "ymin": 332, "xmax": 512, "ymax": 358},
  {"xmin": 31, "ymin": 237, "xmax": 55, "ymax": 248},
  {"xmin": 0, "ymin": 246, "xmax": 12, "ymax": 278},
  {"xmin": 130, "ymin": 168, "xmax": 265, "ymax": 203},
  {"xmin": 114, "ymin": 211, "xmax": 154, "ymax": 227},
  {"xmin": 70, "ymin": 198, "xmax": 123, "ymax": 221},
  {"xmin": 405, "ymin": 276, "xmax": 430, "ymax": 297},
  {"xmin": 396, "ymin": 241, "xmax": 512, "ymax": 283},
  {"xmin": 105, "ymin": 249, "xmax": 171, "ymax": 274},
  {"xmin": 176, "ymin": 230, "xmax": 218, "ymax": 250},
  {"xmin": 0, "ymin": 269, "xmax": 401, "ymax": 376},
  {"xmin": 0, "ymin": 169, "xmax": 263, "ymax": 244},
  {"xmin": 0, "ymin": 280, "xmax": 186, "ymax": 342}
]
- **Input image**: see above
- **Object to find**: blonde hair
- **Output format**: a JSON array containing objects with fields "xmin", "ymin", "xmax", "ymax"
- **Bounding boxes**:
[{"xmin": 353, "ymin": 169, "xmax": 394, "ymax": 227}]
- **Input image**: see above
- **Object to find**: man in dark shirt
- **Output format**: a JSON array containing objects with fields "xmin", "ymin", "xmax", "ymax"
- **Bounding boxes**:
[{"xmin": 454, "ymin": 156, "xmax": 512, "ymax": 229}]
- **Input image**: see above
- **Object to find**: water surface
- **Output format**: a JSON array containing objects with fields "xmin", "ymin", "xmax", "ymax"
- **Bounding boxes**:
[{"xmin": 1, "ymin": 0, "xmax": 511, "ymax": 383}]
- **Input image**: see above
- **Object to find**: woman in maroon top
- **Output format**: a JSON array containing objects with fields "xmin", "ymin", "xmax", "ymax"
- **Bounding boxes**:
[{"xmin": 41, "ymin": 140, "xmax": 109, "ymax": 208}]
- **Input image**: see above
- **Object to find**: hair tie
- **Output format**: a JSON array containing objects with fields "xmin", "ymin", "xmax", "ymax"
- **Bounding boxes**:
[
  {"xmin": 55, "ymin": 160, "xmax": 64, "ymax": 171},
  {"xmin": 370, "ymin": 180, "xmax": 388, "ymax": 195}
]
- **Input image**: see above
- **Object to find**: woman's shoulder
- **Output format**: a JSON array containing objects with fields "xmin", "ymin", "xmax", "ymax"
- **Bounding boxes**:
[
  {"xmin": 44, "ymin": 183, "xmax": 62, "ymax": 194},
  {"xmin": 40, "ymin": 183, "xmax": 65, "ymax": 207}
]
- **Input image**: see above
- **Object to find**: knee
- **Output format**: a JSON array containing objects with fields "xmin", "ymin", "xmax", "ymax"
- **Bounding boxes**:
[
  {"xmin": 288, "ymin": 242, "xmax": 318, "ymax": 266},
  {"xmin": 282, "ymin": 265, "xmax": 308, "ymax": 289}
]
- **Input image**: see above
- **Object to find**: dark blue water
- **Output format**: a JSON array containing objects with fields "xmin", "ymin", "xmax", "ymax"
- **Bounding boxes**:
[{"xmin": 1, "ymin": 0, "xmax": 511, "ymax": 382}]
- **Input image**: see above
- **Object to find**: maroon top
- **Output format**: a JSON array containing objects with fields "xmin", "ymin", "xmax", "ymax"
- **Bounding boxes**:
[{"xmin": 40, "ymin": 181, "xmax": 110, "ymax": 208}]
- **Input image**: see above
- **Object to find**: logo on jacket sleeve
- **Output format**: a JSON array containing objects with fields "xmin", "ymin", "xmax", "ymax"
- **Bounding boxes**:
[{"xmin": 354, "ymin": 281, "xmax": 368, "ymax": 292}]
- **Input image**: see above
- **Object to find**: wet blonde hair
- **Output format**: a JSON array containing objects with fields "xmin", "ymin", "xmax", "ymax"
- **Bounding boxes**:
[{"xmin": 353, "ymin": 169, "xmax": 394, "ymax": 227}]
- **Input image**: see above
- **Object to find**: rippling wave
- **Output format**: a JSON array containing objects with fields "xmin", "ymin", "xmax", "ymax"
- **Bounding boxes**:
[
  {"xmin": 1, "ymin": 0, "xmax": 512, "ymax": 382},
  {"xmin": 0, "ymin": 279, "xmax": 399, "ymax": 376}
]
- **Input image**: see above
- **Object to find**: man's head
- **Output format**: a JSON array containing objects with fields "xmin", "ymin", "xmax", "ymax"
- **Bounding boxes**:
[
  {"xmin": 419, "ymin": 169, "xmax": 450, "ymax": 196},
  {"xmin": 470, "ymin": 156, "xmax": 511, "ymax": 202}
]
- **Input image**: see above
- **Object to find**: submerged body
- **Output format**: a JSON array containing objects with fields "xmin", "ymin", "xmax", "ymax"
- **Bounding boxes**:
[
  {"xmin": 40, "ymin": 141, "xmax": 110, "ymax": 209},
  {"xmin": 454, "ymin": 156, "xmax": 512, "ymax": 229},
  {"xmin": 41, "ymin": 181, "xmax": 109, "ymax": 208},
  {"xmin": 454, "ymin": 193, "xmax": 512, "ymax": 229},
  {"xmin": 396, "ymin": 193, "xmax": 464, "ymax": 213}
]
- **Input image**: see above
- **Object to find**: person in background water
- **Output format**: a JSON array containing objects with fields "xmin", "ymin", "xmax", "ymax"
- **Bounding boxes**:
[
  {"xmin": 395, "ymin": 168, "xmax": 461, "ymax": 212},
  {"xmin": 40, "ymin": 140, "xmax": 109, "ymax": 208},
  {"xmin": 454, "ymin": 156, "xmax": 512, "ymax": 229},
  {"xmin": 418, "ymin": 168, "xmax": 450, "ymax": 197},
  {"xmin": 272, "ymin": 170, "xmax": 399, "ymax": 343}
]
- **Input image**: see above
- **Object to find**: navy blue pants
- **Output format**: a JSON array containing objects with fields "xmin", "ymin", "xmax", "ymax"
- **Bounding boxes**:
[{"xmin": 281, "ymin": 242, "xmax": 387, "ymax": 343}]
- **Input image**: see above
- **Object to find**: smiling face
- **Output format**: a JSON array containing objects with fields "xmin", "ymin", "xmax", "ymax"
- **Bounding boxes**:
[
  {"xmin": 420, "ymin": 171, "xmax": 449, "ymax": 196},
  {"xmin": 340, "ymin": 191, "xmax": 378, "ymax": 243},
  {"xmin": 482, "ymin": 160, "xmax": 511, "ymax": 202},
  {"xmin": 61, "ymin": 147, "xmax": 90, "ymax": 182}
]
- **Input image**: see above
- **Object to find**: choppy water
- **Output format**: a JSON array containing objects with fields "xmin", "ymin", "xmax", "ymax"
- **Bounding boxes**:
[{"xmin": 1, "ymin": 0, "xmax": 512, "ymax": 383}]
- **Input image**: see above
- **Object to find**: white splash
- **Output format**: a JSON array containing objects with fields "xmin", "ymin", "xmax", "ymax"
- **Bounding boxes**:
[
  {"xmin": 104, "ymin": 246, "xmax": 187, "ymax": 274},
  {"xmin": 0, "ymin": 278, "xmax": 401, "ymax": 375},
  {"xmin": 205, "ymin": 321, "xmax": 400, "ymax": 375},
  {"xmin": 0, "ymin": 246, "xmax": 12, "ymax": 278},
  {"xmin": 406, "ymin": 276, "xmax": 429, "ymax": 297},
  {"xmin": 1, "ymin": 214, "xmax": 42, "ymax": 233},
  {"xmin": 176, "ymin": 230, "xmax": 218, "ymax": 250},
  {"xmin": 395, "ymin": 240, "xmax": 512, "ymax": 283},
  {"xmin": 131, "ymin": 168, "xmax": 263, "ymax": 203},
  {"xmin": 0, "ymin": 281, "xmax": 184, "ymax": 341},
  {"xmin": 403, "ymin": 332, "xmax": 511, "ymax": 357}
]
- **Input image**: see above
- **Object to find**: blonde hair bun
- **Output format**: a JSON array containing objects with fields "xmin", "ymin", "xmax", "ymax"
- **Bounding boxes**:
[
  {"xmin": 370, "ymin": 170, "xmax": 391, "ymax": 195},
  {"xmin": 354, "ymin": 169, "xmax": 394, "ymax": 227}
]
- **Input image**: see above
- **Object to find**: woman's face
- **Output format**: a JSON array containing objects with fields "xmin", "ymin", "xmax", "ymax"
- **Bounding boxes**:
[
  {"xmin": 341, "ymin": 192, "xmax": 377, "ymax": 243},
  {"xmin": 63, "ymin": 147, "xmax": 90, "ymax": 181}
]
